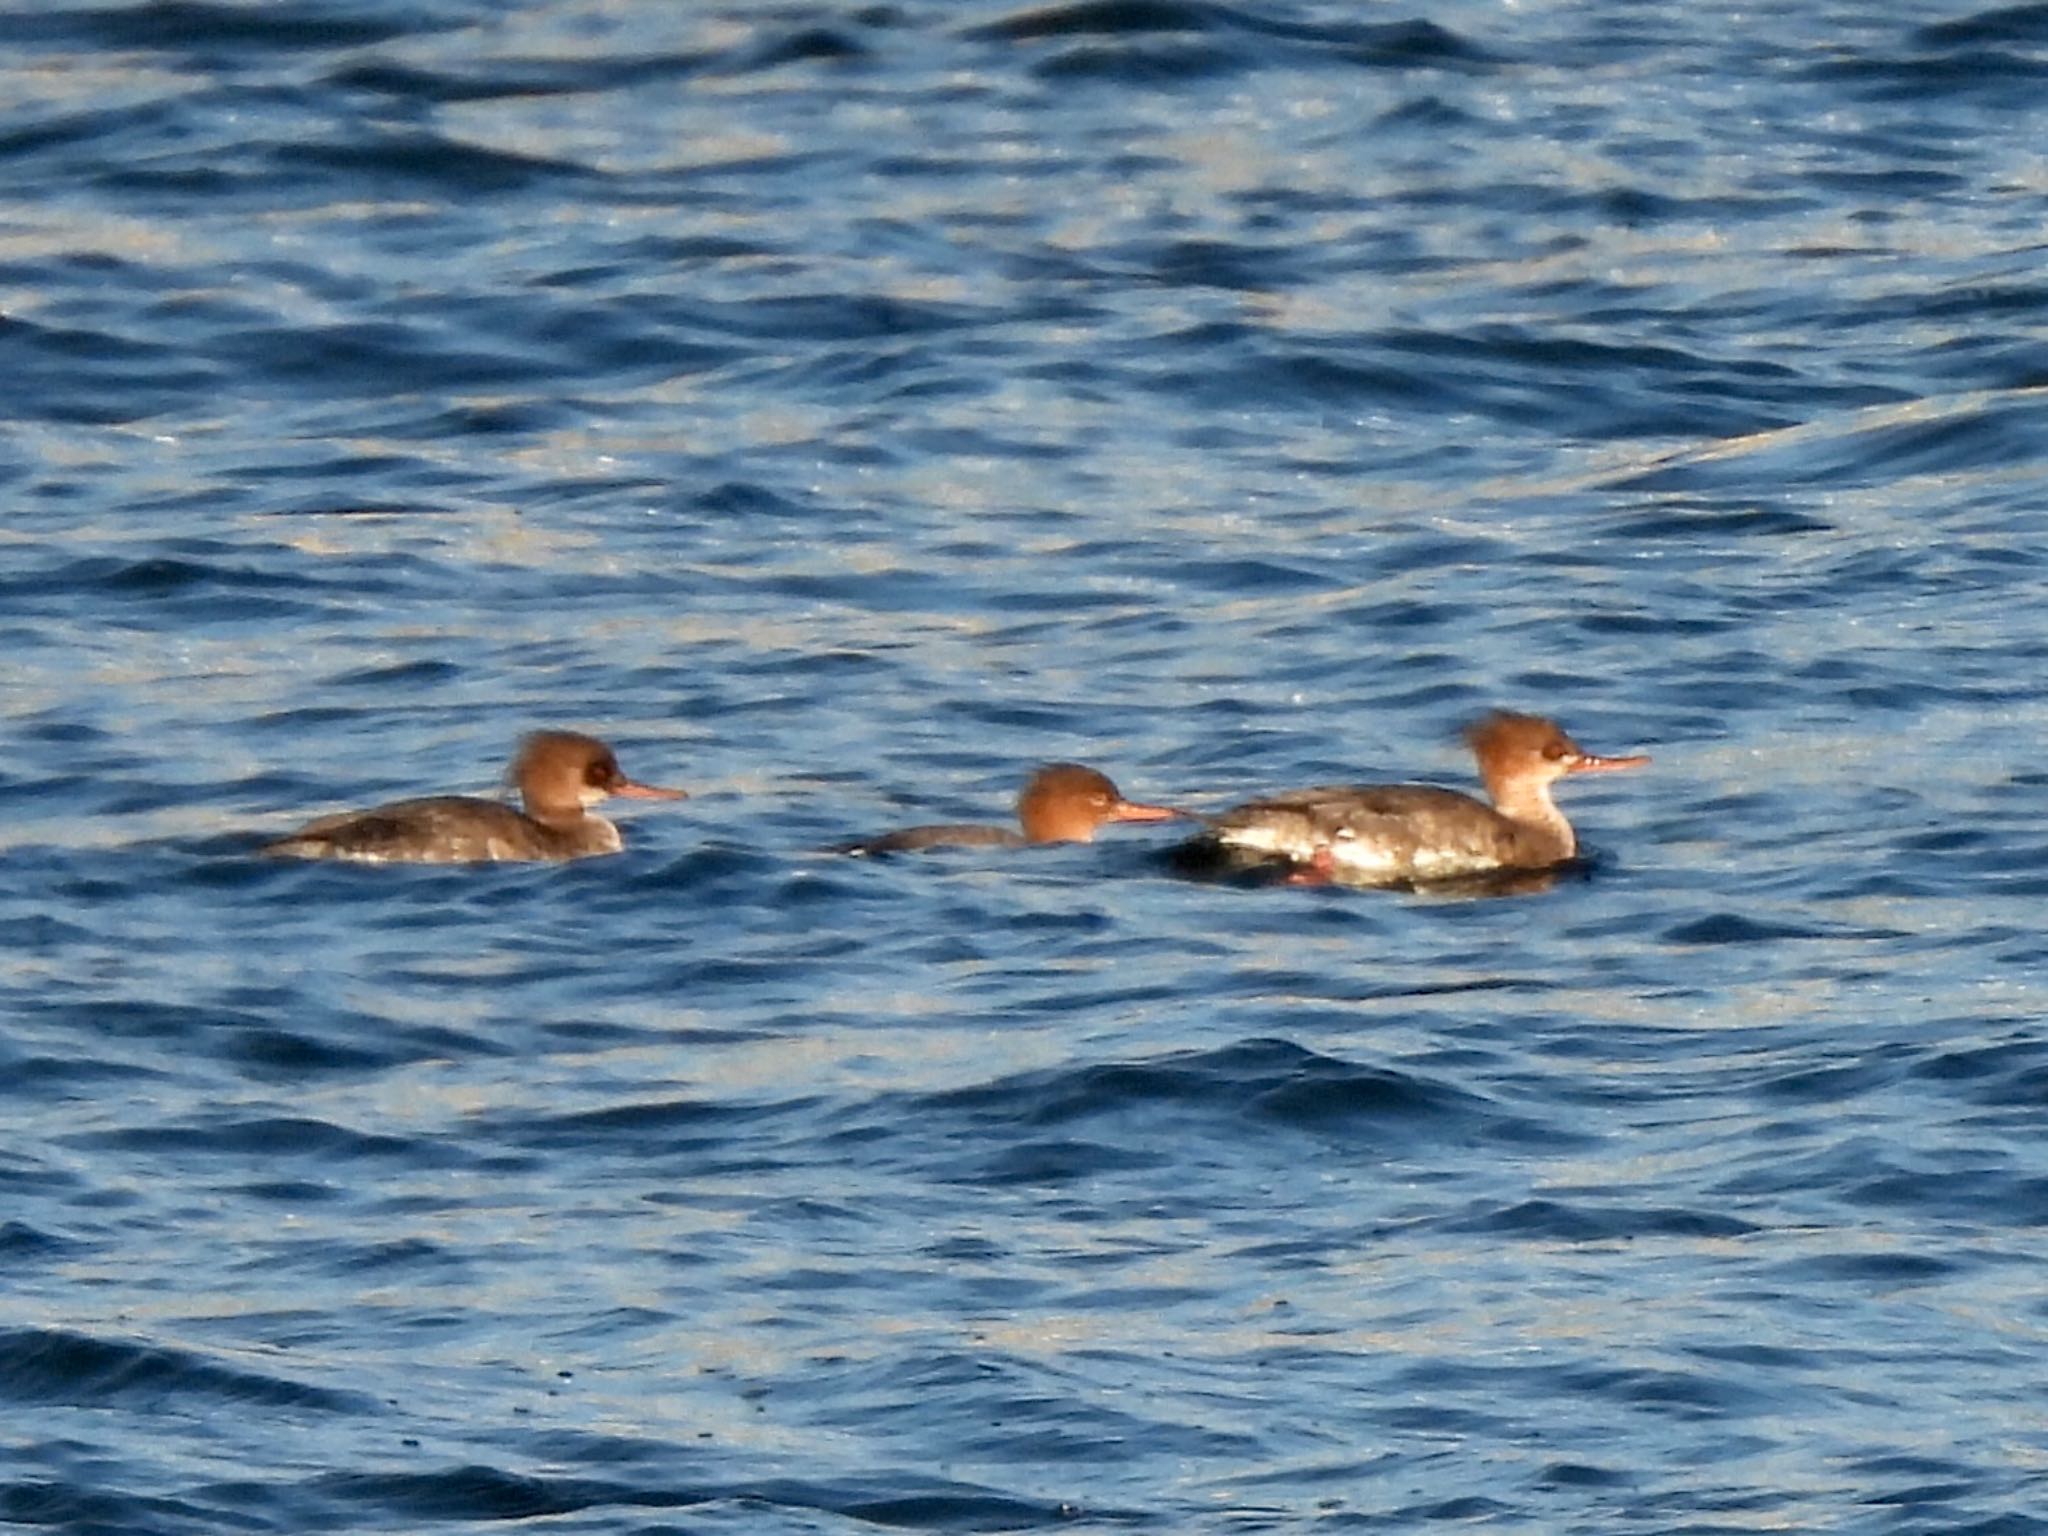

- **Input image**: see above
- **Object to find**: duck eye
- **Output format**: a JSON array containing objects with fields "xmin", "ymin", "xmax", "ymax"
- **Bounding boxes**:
[
  {"xmin": 1542, "ymin": 742, "xmax": 1568, "ymax": 761},
  {"xmin": 585, "ymin": 757, "xmax": 618, "ymax": 788}
]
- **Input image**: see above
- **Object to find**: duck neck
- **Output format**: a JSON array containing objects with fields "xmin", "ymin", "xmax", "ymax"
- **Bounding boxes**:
[
  {"xmin": 531, "ymin": 806, "xmax": 621, "ymax": 855},
  {"xmin": 1487, "ymin": 775, "xmax": 1575, "ymax": 863},
  {"xmin": 1019, "ymin": 804, "xmax": 1094, "ymax": 844},
  {"xmin": 521, "ymin": 788, "xmax": 590, "ymax": 830}
]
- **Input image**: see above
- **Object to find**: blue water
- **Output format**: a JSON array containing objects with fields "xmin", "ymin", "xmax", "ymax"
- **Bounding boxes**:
[{"xmin": 5, "ymin": 1, "xmax": 2048, "ymax": 1530}]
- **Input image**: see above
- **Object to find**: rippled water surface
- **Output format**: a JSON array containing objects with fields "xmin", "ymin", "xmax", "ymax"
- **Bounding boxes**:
[{"xmin": 6, "ymin": 1, "xmax": 2048, "ymax": 1531}]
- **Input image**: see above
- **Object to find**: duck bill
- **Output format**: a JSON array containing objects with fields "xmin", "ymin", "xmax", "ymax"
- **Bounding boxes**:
[
  {"xmin": 1109, "ymin": 800, "xmax": 1192, "ymax": 824},
  {"xmin": 613, "ymin": 779, "xmax": 689, "ymax": 800},
  {"xmin": 1565, "ymin": 752, "xmax": 1650, "ymax": 775}
]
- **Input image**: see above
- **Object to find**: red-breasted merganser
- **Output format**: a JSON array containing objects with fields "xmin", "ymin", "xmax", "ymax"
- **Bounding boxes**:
[
  {"xmin": 836, "ymin": 762, "xmax": 1187, "ymax": 855},
  {"xmin": 1196, "ymin": 712, "xmax": 1648, "ymax": 885},
  {"xmin": 263, "ymin": 730, "xmax": 686, "ymax": 863}
]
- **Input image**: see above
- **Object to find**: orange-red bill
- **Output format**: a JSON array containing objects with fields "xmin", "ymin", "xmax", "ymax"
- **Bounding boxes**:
[
  {"xmin": 1110, "ymin": 800, "xmax": 1191, "ymax": 823},
  {"xmin": 614, "ymin": 780, "xmax": 689, "ymax": 800},
  {"xmin": 1566, "ymin": 752, "xmax": 1651, "ymax": 774}
]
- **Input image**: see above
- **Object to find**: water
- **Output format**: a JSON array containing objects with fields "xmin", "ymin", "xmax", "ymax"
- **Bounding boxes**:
[{"xmin": 5, "ymin": 0, "xmax": 2048, "ymax": 1530}]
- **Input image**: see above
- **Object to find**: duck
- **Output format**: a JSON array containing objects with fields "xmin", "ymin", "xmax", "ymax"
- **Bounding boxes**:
[
  {"xmin": 1193, "ymin": 712, "xmax": 1648, "ymax": 885},
  {"xmin": 263, "ymin": 730, "xmax": 685, "ymax": 863},
  {"xmin": 836, "ymin": 762, "xmax": 1187, "ymax": 854}
]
